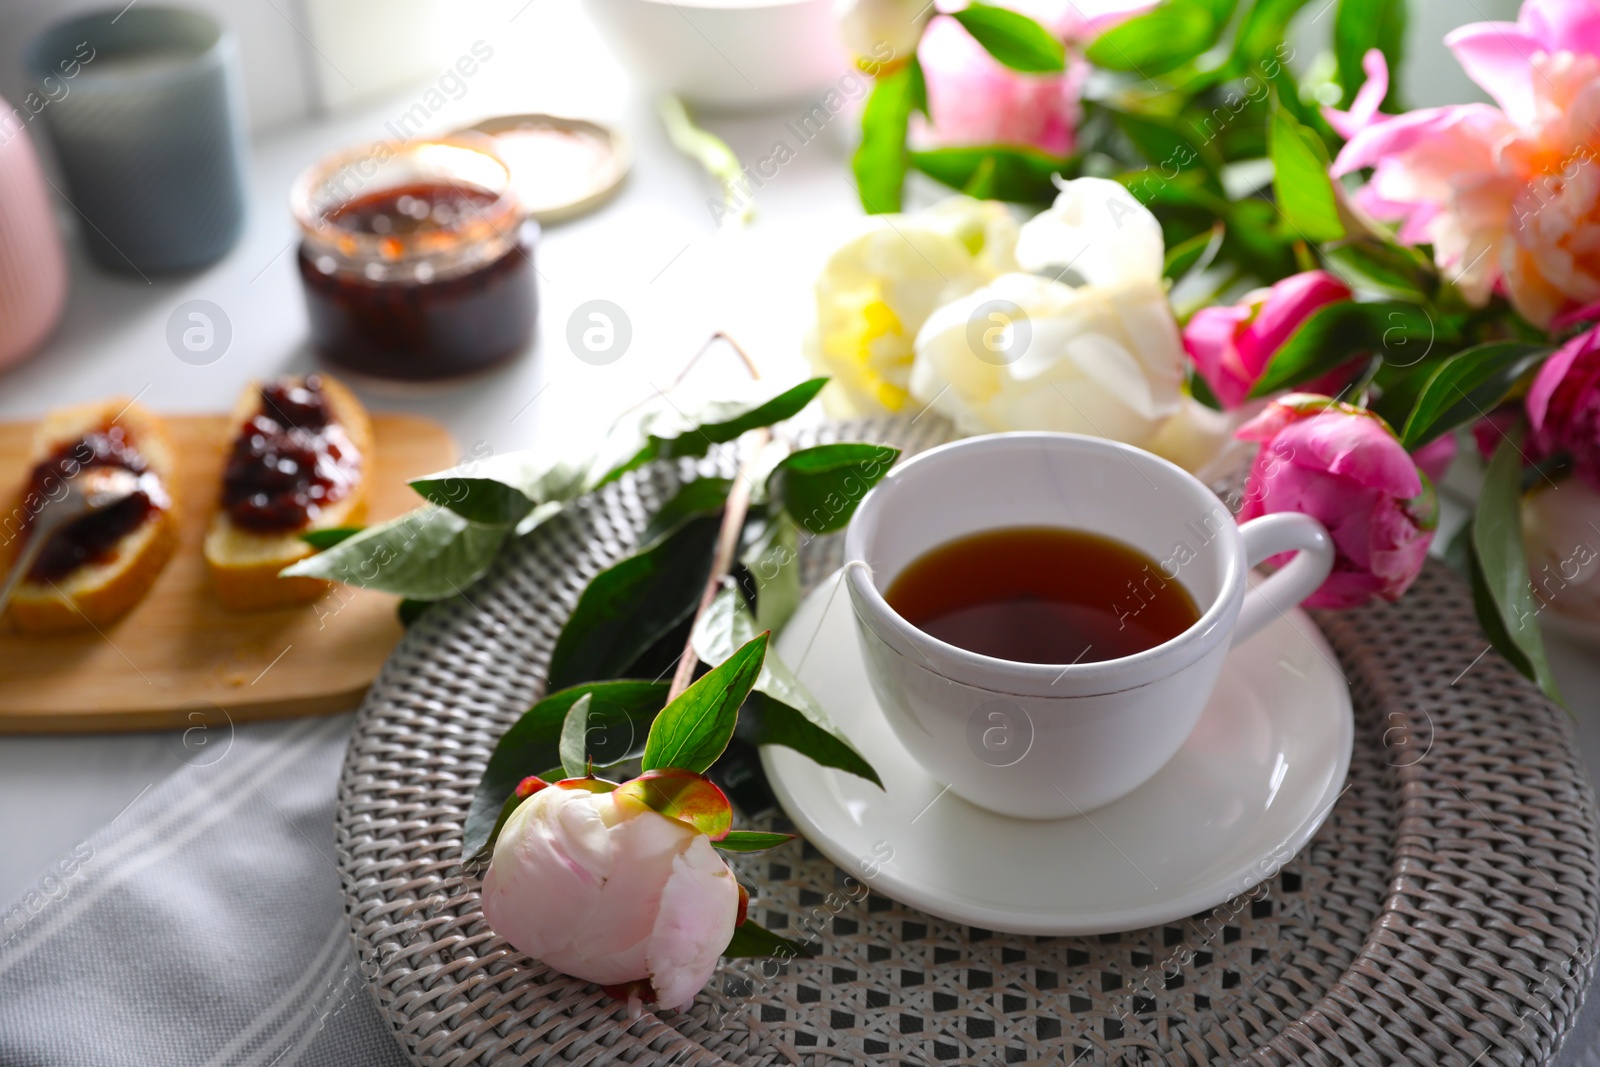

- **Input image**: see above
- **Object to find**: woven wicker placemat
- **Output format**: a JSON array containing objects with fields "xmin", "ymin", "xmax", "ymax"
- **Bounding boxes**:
[{"xmin": 335, "ymin": 418, "xmax": 1600, "ymax": 1065}]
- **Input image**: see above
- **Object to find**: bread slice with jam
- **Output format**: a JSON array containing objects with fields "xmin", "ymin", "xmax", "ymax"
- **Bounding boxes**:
[
  {"xmin": 205, "ymin": 374, "xmax": 372, "ymax": 611},
  {"xmin": 1, "ymin": 398, "xmax": 180, "ymax": 633}
]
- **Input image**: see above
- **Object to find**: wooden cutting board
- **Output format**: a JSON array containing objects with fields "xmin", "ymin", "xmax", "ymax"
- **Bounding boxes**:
[{"xmin": 0, "ymin": 412, "xmax": 456, "ymax": 733}]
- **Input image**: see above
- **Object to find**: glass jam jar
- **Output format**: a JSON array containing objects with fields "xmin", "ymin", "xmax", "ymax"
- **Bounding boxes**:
[{"xmin": 291, "ymin": 137, "xmax": 538, "ymax": 381}]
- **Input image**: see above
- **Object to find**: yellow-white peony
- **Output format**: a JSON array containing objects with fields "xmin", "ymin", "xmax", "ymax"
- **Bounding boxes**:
[
  {"xmin": 908, "ymin": 177, "xmax": 1186, "ymax": 450},
  {"xmin": 807, "ymin": 196, "xmax": 1019, "ymax": 417}
]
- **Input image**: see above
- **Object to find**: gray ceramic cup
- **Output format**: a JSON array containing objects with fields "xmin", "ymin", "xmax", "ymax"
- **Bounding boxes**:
[{"xmin": 25, "ymin": 6, "xmax": 248, "ymax": 274}]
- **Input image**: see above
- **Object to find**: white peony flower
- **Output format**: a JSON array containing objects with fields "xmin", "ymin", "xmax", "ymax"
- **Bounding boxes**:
[
  {"xmin": 834, "ymin": 0, "xmax": 933, "ymax": 71},
  {"xmin": 908, "ymin": 178, "xmax": 1185, "ymax": 448},
  {"xmin": 807, "ymin": 196, "xmax": 1019, "ymax": 417}
]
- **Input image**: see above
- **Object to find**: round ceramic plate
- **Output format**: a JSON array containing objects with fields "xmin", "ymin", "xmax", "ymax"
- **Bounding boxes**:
[
  {"xmin": 762, "ymin": 569, "xmax": 1355, "ymax": 936},
  {"xmin": 458, "ymin": 114, "xmax": 629, "ymax": 223}
]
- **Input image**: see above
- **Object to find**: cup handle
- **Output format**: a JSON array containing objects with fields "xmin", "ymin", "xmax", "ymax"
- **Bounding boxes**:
[{"xmin": 1232, "ymin": 512, "xmax": 1335, "ymax": 646}]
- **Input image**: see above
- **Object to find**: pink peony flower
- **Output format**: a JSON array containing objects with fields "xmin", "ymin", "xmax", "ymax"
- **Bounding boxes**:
[
  {"xmin": 480, "ymin": 774, "xmax": 741, "ymax": 1011},
  {"xmin": 1237, "ymin": 394, "xmax": 1436, "ymax": 609},
  {"xmin": 1328, "ymin": 0, "xmax": 1600, "ymax": 328},
  {"xmin": 1471, "ymin": 407, "xmax": 1524, "ymax": 462},
  {"xmin": 1411, "ymin": 433, "xmax": 1458, "ymax": 484},
  {"xmin": 1528, "ymin": 322, "xmax": 1600, "ymax": 487},
  {"xmin": 916, "ymin": 14, "xmax": 1083, "ymax": 155},
  {"xmin": 1181, "ymin": 271, "xmax": 1355, "ymax": 408},
  {"xmin": 913, "ymin": 0, "xmax": 1155, "ymax": 155}
]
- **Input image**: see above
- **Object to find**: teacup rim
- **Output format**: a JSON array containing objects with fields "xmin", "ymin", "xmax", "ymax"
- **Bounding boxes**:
[{"xmin": 842, "ymin": 431, "xmax": 1244, "ymax": 693}]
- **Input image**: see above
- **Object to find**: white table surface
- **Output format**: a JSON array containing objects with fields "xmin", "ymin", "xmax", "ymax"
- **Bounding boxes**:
[{"xmin": 2, "ymin": 1, "xmax": 1598, "ymax": 919}]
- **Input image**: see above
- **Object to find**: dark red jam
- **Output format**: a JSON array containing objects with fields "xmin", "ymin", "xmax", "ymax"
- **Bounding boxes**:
[
  {"xmin": 221, "ymin": 375, "xmax": 360, "ymax": 532},
  {"xmin": 297, "ymin": 182, "xmax": 537, "ymax": 382},
  {"xmin": 327, "ymin": 182, "xmax": 500, "ymax": 237},
  {"xmin": 19, "ymin": 426, "xmax": 167, "ymax": 583}
]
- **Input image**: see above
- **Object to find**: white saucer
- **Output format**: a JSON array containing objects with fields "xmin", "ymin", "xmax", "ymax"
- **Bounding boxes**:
[{"xmin": 761, "ymin": 570, "xmax": 1354, "ymax": 935}]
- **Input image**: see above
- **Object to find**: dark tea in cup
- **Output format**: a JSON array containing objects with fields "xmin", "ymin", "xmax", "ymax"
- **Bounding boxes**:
[{"xmin": 883, "ymin": 526, "xmax": 1201, "ymax": 665}]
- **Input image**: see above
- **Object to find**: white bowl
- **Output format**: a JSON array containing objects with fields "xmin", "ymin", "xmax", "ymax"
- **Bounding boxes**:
[{"xmin": 581, "ymin": 0, "xmax": 849, "ymax": 110}]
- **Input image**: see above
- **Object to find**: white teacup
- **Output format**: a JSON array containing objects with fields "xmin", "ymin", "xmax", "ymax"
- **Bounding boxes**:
[{"xmin": 843, "ymin": 432, "xmax": 1335, "ymax": 820}]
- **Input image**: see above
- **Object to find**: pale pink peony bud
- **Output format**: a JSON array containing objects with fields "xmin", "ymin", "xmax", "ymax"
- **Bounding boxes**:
[{"xmin": 480, "ymin": 779, "xmax": 740, "ymax": 1011}]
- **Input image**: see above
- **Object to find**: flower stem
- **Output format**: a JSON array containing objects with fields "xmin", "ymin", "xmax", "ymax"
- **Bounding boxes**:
[{"xmin": 666, "ymin": 333, "xmax": 765, "ymax": 700}]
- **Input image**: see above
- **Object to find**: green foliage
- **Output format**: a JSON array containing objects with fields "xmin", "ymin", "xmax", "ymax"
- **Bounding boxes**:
[
  {"xmin": 1269, "ymin": 105, "xmax": 1344, "ymax": 244},
  {"xmin": 642, "ymin": 634, "xmax": 768, "ymax": 774},
  {"xmin": 716, "ymin": 830, "xmax": 796, "ymax": 852},
  {"xmin": 599, "ymin": 379, "xmax": 828, "ymax": 486},
  {"xmin": 692, "ymin": 586, "xmax": 882, "ymax": 787},
  {"xmin": 1250, "ymin": 301, "xmax": 1442, "ymax": 398},
  {"xmin": 545, "ymin": 515, "xmax": 720, "ymax": 690},
  {"xmin": 558, "ymin": 694, "xmax": 595, "ymax": 778},
  {"xmin": 299, "ymin": 526, "xmax": 363, "ymax": 550},
  {"xmin": 909, "ymin": 146, "xmax": 1068, "ymax": 204},
  {"xmin": 464, "ymin": 680, "xmax": 669, "ymax": 858},
  {"xmin": 769, "ymin": 443, "xmax": 900, "ymax": 535},
  {"xmin": 1471, "ymin": 437, "xmax": 1562, "ymax": 705},
  {"xmin": 724, "ymin": 920, "xmax": 813, "ymax": 959},
  {"xmin": 281, "ymin": 506, "xmax": 508, "ymax": 599},
  {"xmin": 1335, "ymin": 0, "xmax": 1406, "ymax": 110},
  {"xmin": 950, "ymin": 3, "xmax": 1066, "ymax": 73},
  {"xmin": 1232, "ymin": 0, "xmax": 1315, "ymax": 68},
  {"xmin": 1399, "ymin": 343, "xmax": 1550, "ymax": 449},
  {"xmin": 1086, "ymin": 0, "xmax": 1231, "ymax": 75},
  {"xmin": 853, "ymin": 63, "xmax": 917, "ymax": 213}
]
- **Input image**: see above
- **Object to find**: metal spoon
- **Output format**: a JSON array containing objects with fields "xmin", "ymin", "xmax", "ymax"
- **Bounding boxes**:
[{"xmin": 0, "ymin": 467, "xmax": 144, "ymax": 614}]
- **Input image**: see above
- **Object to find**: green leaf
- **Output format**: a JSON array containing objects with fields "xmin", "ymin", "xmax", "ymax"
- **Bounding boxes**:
[
  {"xmin": 1400, "ymin": 342, "xmax": 1551, "ymax": 450},
  {"xmin": 693, "ymin": 586, "xmax": 882, "ymax": 787},
  {"xmin": 1467, "ymin": 537, "xmax": 1533, "ymax": 678},
  {"xmin": 1472, "ymin": 437, "xmax": 1562, "ymax": 704},
  {"xmin": 1085, "ymin": 0, "xmax": 1225, "ymax": 75},
  {"xmin": 769, "ymin": 443, "xmax": 899, "ymax": 536},
  {"xmin": 463, "ymin": 680, "xmax": 669, "ymax": 858},
  {"xmin": 545, "ymin": 514, "xmax": 720, "ymax": 690},
  {"xmin": 962, "ymin": 155, "xmax": 999, "ymax": 199},
  {"xmin": 642, "ymin": 633, "xmax": 769, "ymax": 774},
  {"xmin": 742, "ymin": 514, "xmax": 801, "ymax": 632},
  {"xmin": 476, "ymin": 791, "xmax": 526, "ymax": 864},
  {"xmin": 411, "ymin": 452, "xmax": 593, "ymax": 527},
  {"xmin": 909, "ymin": 146, "xmax": 1068, "ymax": 204},
  {"xmin": 1323, "ymin": 240, "xmax": 1436, "ymax": 301},
  {"xmin": 397, "ymin": 596, "xmax": 449, "ymax": 627},
  {"xmin": 1335, "ymin": 0, "xmax": 1405, "ymax": 111},
  {"xmin": 1368, "ymin": 356, "xmax": 1435, "ymax": 428},
  {"xmin": 616, "ymin": 768, "xmax": 734, "ymax": 839},
  {"xmin": 1232, "ymin": 0, "xmax": 1314, "ymax": 66},
  {"xmin": 1105, "ymin": 106, "xmax": 1218, "ymax": 189},
  {"xmin": 907, "ymin": 54, "xmax": 928, "ymax": 117},
  {"xmin": 598, "ymin": 379, "xmax": 829, "ymax": 486},
  {"xmin": 716, "ymin": 830, "xmax": 797, "ymax": 853},
  {"xmin": 1249, "ymin": 301, "xmax": 1438, "ymax": 398},
  {"xmin": 723, "ymin": 920, "xmax": 813, "ymax": 959},
  {"xmin": 1189, "ymin": 368, "xmax": 1224, "ymax": 411},
  {"xmin": 1163, "ymin": 222, "xmax": 1223, "ymax": 280},
  {"xmin": 949, "ymin": 3, "xmax": 1065, "ymax": 73},
  {"xmin": 280, "ymin": 505, "xmax": 508, "ymax": 600},
  {"xmin": 299, "ymin": 526, "xmax": 363, "ymax": 550},
  {"xmin": 1269, "ymin": 105, "xmax": 1344, "ymax": 244},
  {"xmin": 558, "ymin": 693, "xmax": 594, "ymax": 778},
  {"xmin": 853, "ymin": 64, "xmax": 916, "ymax": 214},
  {"xmin": 640, "ymin": 477, "xmax": 732, "ymax": 549}
]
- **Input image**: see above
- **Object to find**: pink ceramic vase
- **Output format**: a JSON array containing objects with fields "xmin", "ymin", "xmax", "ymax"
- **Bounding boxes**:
[{"xmin": 0, "ymin": 100, "xmax": 68, "ymax": 371}]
